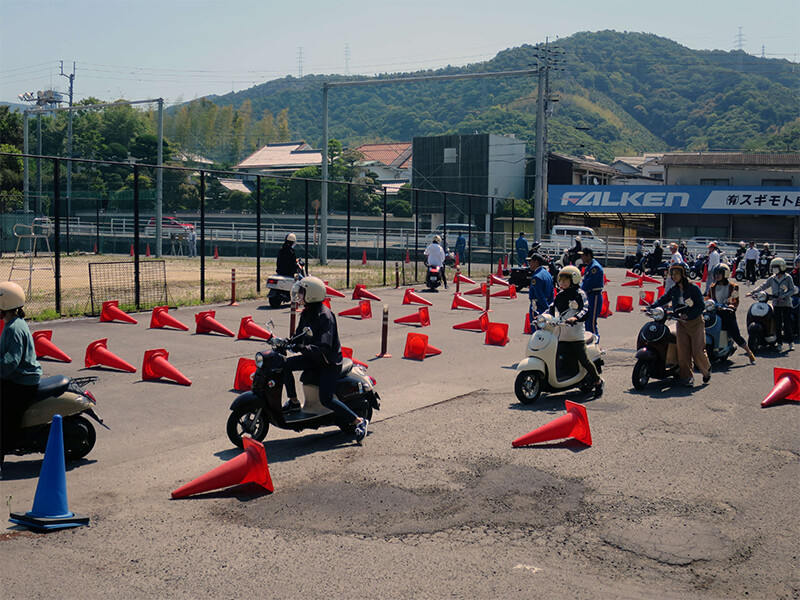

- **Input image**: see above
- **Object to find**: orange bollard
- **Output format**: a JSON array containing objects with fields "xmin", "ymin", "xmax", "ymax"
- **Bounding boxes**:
[{"xmin": 375, "ymin": 304, "xmax": 392, "ymax": 358}]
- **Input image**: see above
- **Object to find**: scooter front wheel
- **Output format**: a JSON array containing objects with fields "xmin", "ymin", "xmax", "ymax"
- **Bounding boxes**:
[
  {"xmin": 227, "ymin": 408, "xmax": 269, "ymax": 449},
  {"xmin": 514, "ymin": 372, "xmax": 542, "ymax": 404},
  {"xmin": 63, "ymin": 416, "xmax": 96, "ymax": 461},
  {"xmin": 632, "ymin": 360, "xmax": 651, "ymax": 390}
]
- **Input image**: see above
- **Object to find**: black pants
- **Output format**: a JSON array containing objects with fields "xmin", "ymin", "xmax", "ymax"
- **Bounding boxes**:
[
  {"xmin": 745, "ymin": 259, "xmax": 756, "ymax": 283},
  {"xmin": 282, "ymin": 356, "xmax": 356, "ymax": 423},
  {"xmin": 560, "ymin": 341, "xmax": 600, "ymax": 382},
  {"xmin": 775, "ymin": 306, "xmax": 793, "ymax": 344},
  {"xmin": 719, "ymin": 310, "xmax": 746, "ymax": 347},
  {"xmin": 1, "ymin": 379, "xmax": 39, "ymax": 461}
]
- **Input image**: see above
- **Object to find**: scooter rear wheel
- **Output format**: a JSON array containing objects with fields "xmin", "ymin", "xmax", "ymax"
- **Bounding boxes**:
[
  {"xmin": 227, "ymin": 408, "xmax": 269, "ymax": 449},
  {"xmin": 514, "ymin": 372, "xmax": 542, "ymax": 404},
  {"xmin": 62, "ymin": 416, "xmax": 96, "ymax": 461},
  {"xmin": 632, "ymin": 360, "xmax": 651, "ymax": 390},
  {"xmin": 268, "ymin": 295, "xmax": 283, "ymax": 309}
]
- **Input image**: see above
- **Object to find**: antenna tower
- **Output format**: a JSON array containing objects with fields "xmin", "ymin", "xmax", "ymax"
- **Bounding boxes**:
[
  {"xmin": 298, "ymin": 47, "xmax": 304, "ymax": 78},
  {"xmin": 345, "ymin": 43, "xmax": 351, "ymax": 76}
]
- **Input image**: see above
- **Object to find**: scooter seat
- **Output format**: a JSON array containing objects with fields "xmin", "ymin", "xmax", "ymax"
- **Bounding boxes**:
[
  {"xmin": 36, "ymin": 375, "xmax": 71, "ymax": 400},
  {"xmin": 340, "ymin": 358, "xmax": 354, "ymax": 377},
  {"xmin": 584, "ymin": 331, "xmax": 596, "ymax": 345},
  {"xmin": 299, "ymin": 358, "xmax": 354, "ymax": 386}
]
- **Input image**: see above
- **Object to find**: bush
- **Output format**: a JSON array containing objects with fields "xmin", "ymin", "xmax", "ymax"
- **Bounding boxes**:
[{"xmin": 389, "ymin": 199, "xmax": 412, "ymax": 218}]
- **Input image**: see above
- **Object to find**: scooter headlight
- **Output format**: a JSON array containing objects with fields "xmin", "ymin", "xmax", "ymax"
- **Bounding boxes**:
[
  {"xmin": 650, "ymin": 307, "xmax": 665, "ymax": 321},
  {"xmin": 756, "ymin": 291, "xmax": 768, "ymax": 303},
  {"xmin": 704, "ymin": 299, "xmax": 716, "ymax": 312},
  {"xmin": 536, "ymin": 314, "xmax": 548, "ymax": 328},
  {"xmin": 255, "ymin": 352, "xmax": 264, "ymax": 369}
]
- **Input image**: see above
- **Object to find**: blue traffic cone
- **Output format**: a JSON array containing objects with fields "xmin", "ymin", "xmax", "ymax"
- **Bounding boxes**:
[{"xmin": 9, "ymin": 415, "xmax": 89, "ymax": 531}]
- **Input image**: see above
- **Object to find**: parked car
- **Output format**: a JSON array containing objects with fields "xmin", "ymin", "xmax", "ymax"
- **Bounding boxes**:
[
  {"xmin": 541, "ymin": 225, "xmax": 604, "ymax": 254},
  {"xmin": 144, "ymin": 216, "xmax": 195, "ymax": 238}
]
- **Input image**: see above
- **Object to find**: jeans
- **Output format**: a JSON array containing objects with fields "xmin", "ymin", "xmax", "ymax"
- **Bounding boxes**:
[
  {"xmin": 585, "ymin": 291, "xmax": 602, "ymax": 335},
  {"xmin": 282, "ymin": 356, "xmax": 357, "ymax": 424}
]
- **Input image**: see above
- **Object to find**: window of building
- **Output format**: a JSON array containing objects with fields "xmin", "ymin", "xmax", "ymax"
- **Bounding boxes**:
[
  {"xmin": 443, "ymin": 148, "xmax": 456, "ymax": 164},
  {"xmin": 761, "ymin": 178, "xmax": 792, "ymax": 186},
  {"xmin": 700, "ymin": 178, "xmax": 730, "ymax": 186}
]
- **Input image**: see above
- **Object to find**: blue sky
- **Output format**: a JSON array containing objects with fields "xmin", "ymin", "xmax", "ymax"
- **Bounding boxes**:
[{"xmin": 1, "ymin": 0, "xmax": 798, "ymax": 106}]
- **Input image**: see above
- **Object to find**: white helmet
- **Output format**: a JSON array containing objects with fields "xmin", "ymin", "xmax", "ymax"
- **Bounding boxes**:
[
  {"xmin": 292, "ymin": 276, "xmax": 327, "ymax": 304},
  {"xmin": 558, "ymin": 265, "xmax": 582, "ymax": 285},
  {"xmin": 285, "ymin": 233, "xmax": 297, "ymax": 244},
  {"xmin": 433, "ymin": 235, "xmax": 441, "ymax": 244},
  {"xmin": 0, "ymin": 281, "xmax": 26, "ymax": 311},
  {"xmin": 770, "ymin": 257, "xmax": 787, "ymax": 273}
]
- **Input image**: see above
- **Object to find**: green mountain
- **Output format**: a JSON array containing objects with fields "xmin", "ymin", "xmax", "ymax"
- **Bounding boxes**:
[{"xmin": 192, "ymin": 30, "xmax": 799, "ymax": 163}]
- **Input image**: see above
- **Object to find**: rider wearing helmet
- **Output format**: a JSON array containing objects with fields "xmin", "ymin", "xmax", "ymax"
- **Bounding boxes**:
[
  {"xmin": 546, "ymin": 266, "xmax": 604, "ymax": 397},
  {"xmin": 760, "ymin": 243, "xmax": 773, "ymax": 258},
  {"xmin": 277, "ymin": 233, "xmax": 300, "ymax": 277},
  {"xmin": 752, "ymin": 257, "xmax": 797, "ymax": 351},
  {"xmin": 284, "ymin": 276, "xmax": 368, "ymax": 441},
  {"xmin": 651, "ymin": 263, "xmax": 712, "ymax": 387},
  {"xmin": 648, "ymin": 240, "xmax": 664, "ymax": 275},
  {"xmin": 735, "ymin": 241, "xmax": 747, "ymax": 262},
  {"xmin": 705, "ymin": 242, "xmax": 721, "ymax": 294},
  {"xmin": 705, "ymin": 264, "xmax": 756, "ymax": 364},
  {"xmin": 1, "ymin": 281, "xmax": 43, "ymax": 464},
  {"xmin": 635, "ymin": 238, "xmax": 645, "ymax": 264},
  {"xmin": 567, "ymin": 236, "xmax": 583, "ymax": 265},
  {"xmin": 424, "ymin": 234, "xmax": 448, "ymax": 289}
]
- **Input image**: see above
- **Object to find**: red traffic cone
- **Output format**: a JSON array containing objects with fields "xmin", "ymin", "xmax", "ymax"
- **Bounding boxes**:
[
  {"xmin": 237, "ymin": 316, "xmax": 272, "ymax": 341},
  {"xmin": 130, "ymin": 244, "xmax": 134, "ymax": 257},
  {"xmin": 454, "ymin": 252, "xmax": 460, "ymax": 268},
  {"xmin": 603, "ymin": 274, "xmax": 610, "ymax": 285},
  {"xmin": 639, "ymin": 290, "xmax": 655, "ymax": 305},
  {"xmin": 485, "ymin": 322, "xmax": 510, "ymax": 346},
  {"xmin": 171, "ymin": 436, "xmax": 273, "ymax": 499},
  {"xmin": 495, "ymin": 259, "xmax": 503, "ymax": 277},
  {"xmin": 599, "ymin": 291, "xmax": 613, "ymax": 318},
  {"xmin": 615, "ymin": 296, "xmax": 634, "ymax": 312},
  {"xmin": 150, "ymin": 306, "xmax": 190, "ymax": 331},
  {"xmin": 402, "ymin": 288, "xmax": 433, "ymax": 306},
  {"xmin": 94, "ymin": 243, "xmax": 98, "ymax": 254},
  {"xmin": 338, "ymin": 300, "xmax": 372, "ymax": 320},
  {"xmin": 213, "ymin": 246, "xmax": 220, "ymax": 259},
  {"xmin": 100, "ymin": 300, "xmax": 138, "ymax": 324},
  {"xmin": 85, "ymin": 338, "xmax": 137, "ymax": 373},
  {"xmin": 454, "ymin": 272, "xmax": 475, "ymax": 285},
  {"xmin": 761, "ymin": 367, "xmax": 800, "ymax": 408},
  {"xmin": 394, "ymin": 307, "xmax": 431, "ymax": 327},
  {"xmin": 524, "ymin": 313, "xmax": 532, "ymax": 334},
  {"xmin": 403, "ymin": 332, "xmax": 441, "ymax": 360},
  {"xmin": 625, "ymin": 270, "xmax": 641, "ymax": 279},
  {"xmin": 701, "ymin": 263, "xmax": 708, "ymax": 282},
  {"xmin": 341, "ymin": 346, "xmax": 369, "ymax": 369},
  {"xmin": 195, "ymin": 310, "xmax": 235, "ymax": 337},
  {"xmin": 453, "ymin": 311, "xmax": 490, "ymax": 332},
  {"xmin": 322, "ymin": 298, "xmax": 331, "ymax": 309},
  {"xmin": 146, "ymin": 244, "xmax": 151, "ymax": 258},
  {"xmin": 405, "ymin": 249, "xmax": 410, "ymax": 264},
  {"xmin": 512, "ymin": 400, "xmax": 592, "ymax": 447},
  {"xmin": 32, "ymin": 330, "xmax": 72, "ymax": 363},
  {"xmin": 324, "ymin": 283, "xmax": 346, "ymax": 298},
  {"xmin": 503, "ymin": 254, "xmax": 509, "ymax": 271},
  {"xmin": 142, "ymin": 348, "xmax": 191, "ymax": 386},
  {"xmin": 656, "ymin": 285, "xmax": 666, "ymax": 298},
  {"xmin": 463, "ymin": 284, "xmax": 486, "ymax": 296},
  {"xmin": 451, "ymin": 293, "xmax": 484, "ymax": 311},
  {"xmin": 352, "ymin": 284, "xmax": 381, "ymax": 302},
  {"xmin": 621, "ymin": 277, "xmax": 643, "ymax": 288},
  {"xmin": 233, "ymin": 357, "xmax": 257, "ymax": 391},
  {"xmin": 490, "ymin": 274, "xmax": 509, "ymax": 287},
  {"xmin": 361, "ymin": 249, "xmax": 368, "ymax": 265},
  {"xmin": 640, "ymin": 273, "xmax": 661, "ymax": 284},
  {"xmin": 491, "ymin": 285, "xmax": 517, "ymax": 299}
]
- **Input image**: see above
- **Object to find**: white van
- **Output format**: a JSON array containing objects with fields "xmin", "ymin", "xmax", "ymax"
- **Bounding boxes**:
[{"xmin": 544, "ymin": 225, "xmax": 603, "ymax": 252}]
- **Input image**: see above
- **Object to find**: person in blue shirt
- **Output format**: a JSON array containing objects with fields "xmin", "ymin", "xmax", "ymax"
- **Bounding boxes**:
[
  {"xmin": 454, "ymin": 232, "xmax": 466, "ymax": 266},
  {"xmin": 515, "ymin": 232, "xmax": 529, "ymax": 267},
  {"xmin": 528, "ymin": 253, "xmax": 554, "ymax": 323},
  {"xmin": 580, "ymin": 248, "xmax": 604, "ymax": 336}
]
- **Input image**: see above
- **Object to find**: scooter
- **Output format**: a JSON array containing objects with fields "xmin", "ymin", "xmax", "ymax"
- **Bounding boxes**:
[
  {"xmin": 514, "ymin": 312, "xmax": 604, "ymax": 404},
  {"xmin": 758, "ymin": 254, "xmax": 772, "ymax": 279},
  {"xmin": 632, "ymin": 251, "xmax": 668, "ymax": 277},
  {"xmin": 425, "ymin": 263, "xmax": 445, "ymax": 291},
  {"xmin": 733, "ymin": 258, "xmax": 745, "ymax": 282},
  {"xmin": 686, "ymin": 255, "xmax": 707, "ymax": 281},
  {"xmin": 6, "ymin": 375, "xmax": 107, "ymax": 462},
  {"xmin": 702, "ymin": 300, "xmax": 737, "ymax": 363},
  {"xmin": 746, "ymin": 291, "xmax": 778, "ymax": 351},
  {"xmin": 632, "ymin": 306, "xmax": 682, "ymax": 389},
  {"xmin": 266, "ymin": 259, "xmax": 306, "ymax": 308},
  {"xmin": 226, "ymin": 327, "xmax": 380, "ymax": 448}
]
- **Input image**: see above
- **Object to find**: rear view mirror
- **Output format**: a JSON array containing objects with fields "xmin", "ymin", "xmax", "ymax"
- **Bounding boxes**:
[{"xmin": 303, "ymin": 327, "xmax": 312, "ymax": 337}]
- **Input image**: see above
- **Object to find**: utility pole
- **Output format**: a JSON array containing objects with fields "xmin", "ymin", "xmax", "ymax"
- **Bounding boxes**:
[
  {"xmin": 298, "ymin": 47, "xmax": 304, "ymax": 79},
  {"xmin": 60, "ymin": 61, "xmax": 75, "ymax": 240}
]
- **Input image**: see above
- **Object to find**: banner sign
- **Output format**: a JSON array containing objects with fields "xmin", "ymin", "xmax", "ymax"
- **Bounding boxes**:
[{"xmin": 548, "ymin": 185, "xmax": 800, "ymax": 215}]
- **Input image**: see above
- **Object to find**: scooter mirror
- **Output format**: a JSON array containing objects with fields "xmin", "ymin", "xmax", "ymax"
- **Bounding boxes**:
[
  {"xmin": 639, "ymin": 290, "xmax": 646, "ymax": 299},
  {"xmin": 266, "ymin": 319, "xmax": 274, "ymax": 332},
  {"xmin": 303, "ymin": 327, "xmax": 312, "ymax": 337}
]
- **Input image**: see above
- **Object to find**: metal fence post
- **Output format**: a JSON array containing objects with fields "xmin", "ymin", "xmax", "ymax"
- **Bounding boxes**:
[
  {"xmin": 256, "ymin": 175, "xmax": 262, "ymax": 293},
  {"xmin": 200, "ymin": 171, "xmax": 205, "ymax": 303},
  {"xmin": 304, "ymin": 178, "xmax": 310, "ymax": 271},
  {"xmin": 133, "ymin": 164, "xmax": 140, "ymax": 310},
  {"xmin": 468, "ymin": 195, "xmax": 472, "ymax": 277},
  {"xmin": 414, "ymin": 189, "xmax": 419, "ymax": 283},
  {"xmin": 53, "ymin": 158, "xmax": 61, "ymax": 316},
  {"xmin": 346, "ymin": 182, "xmax": 352, "ymax": 288},
  {"xmin": 383, "ymin": 188, "xmax": 387, "ymax": 286},
  {"xmin": 489, "ymin": 197, "xmax": 495, "ymax": 271}
]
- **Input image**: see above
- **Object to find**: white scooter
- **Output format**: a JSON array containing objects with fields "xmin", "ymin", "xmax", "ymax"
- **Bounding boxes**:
[
  {"xmin": 266, "ymin": 259, "xmax": 306, "ymax": 308},
  {"xmin": 514, "ymin": 312, "xmax": 604, "ymax": 404}
]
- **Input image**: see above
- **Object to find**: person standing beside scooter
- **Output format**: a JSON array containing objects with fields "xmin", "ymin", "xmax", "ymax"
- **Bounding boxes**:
[
  {"xmin": 547, "ymin": 266, "xmax": 604, "ymax": 397},
  {"xmin": 705, "ymin": 242, "xmax": 720, "ymax": 294},
  {"xmin": 750, "ymin": 257, "xmax": 797, "ymax": 351},
  {"xmin": 528, "ymin": 253, "xmax": 554, "ymax": 323},
  {"xmin": 705, "ymin": 264, "xmax": 756, "ymax": 364},
  {"xmin": 579, "ymin": 248, "xmax": 604, "ymax": 337},
  {"xmin": 650, "ymin": 263, "xmax": 712, "ymax": 387},
  {"xmin": 424, "ymin": 235, "xmax": 447, "ymax": 289},
  {"xmin": 744, "ymin": 241, "xmax": 759, "ymax": 284},
  {"xmin": 665, "ymin": 243, "xmax": 685, "ymax": 293},
  {"xmin": 516, "ymin": 232, "xmax": 529, "ymax": 267}
]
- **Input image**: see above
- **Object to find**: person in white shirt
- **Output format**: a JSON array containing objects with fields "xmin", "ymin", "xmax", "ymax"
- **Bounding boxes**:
[
  {"xmin": 424, "ymin": 235, "xmax": 447, "ymax": 288},
  {"xmin": 705, "ymin": 242, "xmax": 720, "ymax": 294},
  {"xmin": 744, "ymin": 241, "xmax": 759, "ymax": 284},
  {"xmin": 665, "ymin": 243, "xmax": 685, "ymax": 292}
]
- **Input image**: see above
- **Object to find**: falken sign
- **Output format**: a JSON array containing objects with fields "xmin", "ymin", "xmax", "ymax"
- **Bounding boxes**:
[{"xmin": 549, "ymin": 185, "xmax": 800, "ymax": 215}]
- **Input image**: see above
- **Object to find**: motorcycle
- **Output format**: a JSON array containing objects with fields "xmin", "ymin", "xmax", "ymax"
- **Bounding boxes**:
[
  {"xmin": 746, "ymin": 291, "xmax": 778, "ymax": 351},
  {"xmin": 702, "ymin": 300, "xmax": 737, "ymax": 363},
  {"xmin": 226, "ymin": 327, "xmax": 380, "ymax": 448},
  {"xmin": 632, "ymin": 251, "xmax": 668, "ymax": 277},
  {"xmin": 266, "ymin": 259, "xmax": 306, "ymax": 308},
  {"xmin": 425, "ymin": 263, "xmax": 445, "ymax": 291},
  {"xmin": 631, "ymin": 306, "xmax": 682, "ymax": 389},
  {"xmin": 7, "ymin": 375, "xmax": 106, "ymax": 462},
  {"xmin": 514, "ymin": 312, "xmax": 604, "ymax": 404}
]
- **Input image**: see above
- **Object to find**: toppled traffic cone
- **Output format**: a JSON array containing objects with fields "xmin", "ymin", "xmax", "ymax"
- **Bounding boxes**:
[
  {"xmin": 33, "ymin": 330, "xmax": 72, "ymax": 363},
  {"xmin": 341, "ymin": 346, "xmax": 369, "ymax": 369},
  {"xmin": 362, "ymin": 249, "xmax": 368, "ymax": 265},
  {"xmin": 615, "ymin": 296, "xmax": 634, "ymax": 312},
  {"xmin": 495, "ymin": 259, "xmax": 503, "ymax": 277},
  {"xmin": 454, "ymin": 272, "xmax": 475, "ymax": 285},
  {"xmin": 9, "ymin": 415, "xmax": 89, "ymax": 531},
  {"xmin": 452, "ymin": 293, "xmax": 483, "ymax": 311},
  {"xmin": 352, "ymin": 284, "xmax": 381, "ymax": 302},
  {"xmin": 100, "ymin": 300, "xmax": 138, "ymax": 324},
  {"xmin": 625, "ymin": 270, "xmax": 641, "ymax": 279},
  {"xmin": 524, "ymin": 313, "xmax": 532, "ymax": 334},
  {"xmin": 603, "ymin": 274, "xmax": 610, "ymax": 285},
  {"xmin": 639, "ymin": 290, "xmax": 655, "ymax": 306},
  {"xmin": 402, "ymin": 288, "xmax": 433, "ymax": 306},
  {"xmin": 195, "ymin": 310, "xmax": 235, "ymax": 337},
  {"xmin": 621, "ymin": 277, "xmax": 643, "ymax": 288},
  {"xmin": 150, "ymin": 306, "xmax": 190, "ymax": 331},
  {"xmin": 761, "ymin": 367, "xmax": 800, "ymax": 408},
  {"xmin": 453, "ymin": 311, "xmax": 489, "ymax": 332},
  {"xmin": 233, "ymin": 357, "xmax": 257, "ymax": 391},
  {"xmin": 599, "ymin": 291, "xmax": 613, "ymax": 318},
  {"xmin": 403, "ymin": 332, "xmax": 442, "ymax": 360},
  {"xmin": 171, "ymin": 436, "xmax": 273, "ymax": 499},
  {"xmin": 485, "ymin": 322, "xmax": 510, "ymax": 346},
  {"xmin": 324, "ymin": 283, "xmax": 346, "ymax": 298},
  {"xmin": 237, "ymin": 316, "xmax": 272, "ymax": 341},
  {"xmin": 338, "ymin": 301, "xmax": 372, "ymax": 320},
  {"xmin": 394, "ymin": 307, "xmax": 431, "ymax": 327},
  {"xmin": 491, "ymin": 285, "xmax": 517, "ymax": 299},
  {"xmin": 142, "ymin": 348, "xmax": 192, "ymax": 386},
  {"xmin": 512, "ymin": 400, "xmax": 592, "ymax": 448},
  {"xmin": 85, "ymin": 338, "xmax": 137, "ymax": 373},
  {"xmin": 490, "ymin": 274, "xmax": 509, "ymax": 287},
  {"xmin": 640, "ymin": 273, "xmax": 661, "ymax": 284},
  {"xmin": 463, "ymin": 284, "xmax": 487, "ymax": 296}
]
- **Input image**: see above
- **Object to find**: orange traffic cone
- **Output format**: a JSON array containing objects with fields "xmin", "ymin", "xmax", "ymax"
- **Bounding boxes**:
[
  {"xmin": 490, "ymin": 274, "xmax": 509, "ymax": 287},
  {"xmin": 761, "ymin": 368, "xmax": 800, "ymax": 408},
  {"xmin": 701, "ymin": 263, "xmax": 708, "ymax": 282},
  {"xmin": 324, "ymin": 283, "xmax": 346, "ymax": 298},
  {"xmin": 341, "ymin": 346, "xmax": 369, "ymax": 369},
  {"xmin": 452, "ymin": 311, "xmax": 489, "ymax": 332},
  {"xmin": 454, "ymin": 272, "xmax": 475, "ymax": 285},
  {"xmin": 451, "ymin": 293, "xmax": 483, "ymax": 311},
  {"xmin": 512, "ymin": 400, "xmax": 592, "ymax": 447},
  {"xmin": 599, "ymin": 291, "xmax": 613, "ymax": 318},
  {"xmin": 100, "ymin": 300, "xmax": 138, "ymax": 324},
  {"xmin": 322, "ymin": 298, "xmax": 331, "ymax": 309},
  {"xmin": 171, "ymin": 436, "xmax": 273, "ymax": 499},
  {"xmin": 146, "ymin": 244, "xmax": 151, "ymax": 258},
  {"xmin": 130, "ymin": 244, "xmax": 134, "ymax": 257},
  {"xmin": 237, "ymin": 316, "xmax": 272, "ymax": 341},
  {"xmin": 503, "ymin": 254, "xmax": 509, "ymax": 271},
  {"xmin": 485, "ymin": 322, "xmax": 510, "ymax": 346},
  {"xmin": 233, "ymin": 357, "xmax": 257, "ymax": 391},
  {"xmin": 213, "ymin": 246, "xmax": 220, "ymax": 259},
  {"xmin": 403, "ymin": 332, "xmax": 442, "ymax": 360},
  {"xmin": 621, "ymin": 277, "xmax": 643, "ymax": 288},
  {"xmin": 615, "ymin": 296, "xmax": 634, "ymax": 312},
  {"xmin": 402, "ymin": 288, "xmax": 433, "ymax": 306},
  {"xmin": 463, "ymin": 284, "xmax": 487, "ymax": 296},
  {"xmin": 85, "ymin": 338, "xmax": 137, "ymax": 373},
  {"xmin": 640, "ymin": 273, "xmax": 661, "ymax": 284},
  {"xmin": 362, "ymin": 249, "xmax": 368, "ymax": 265},
  {"xmin": 495, "ymin": 259, "xmax": 504, "ymax": 277},
  {"xmin": 150, "ymin": 306, "xmax": 190, "ymax": 331},
  {"xmin": 639, "ymin": 290, "xmax": 655, "ymax": 305},
  {"xmin": 625, "ymin": 270, "xmax": 641, "ymax": 279},
  {"xmin": 524, "ymin": 313, "xmax": 532, "ymax": 334},
  {"xmin": 603, "ymin": 274, "xmax": 610, "ymax": 285},
  {"xmin": 32, "ymin": 330, "xmax": 72, "ymax": 363},
  {"xmin": 405, "ymin": 249, "xmax": 410, "ymax": 264},
  {"xmin": 394, "ymin": 307, "xmax": 431, "ymax": 327},
  {"xmin": 491, "ymin": 286, "xmax": 517, "ymax": 299},
  {"xmin": 338, "ymin": 300, "xmax": 372, "ymax": 320},
  {"xmin": 195, "ymin": 310, "xmax": 235, "ymax": 337},
  {"xmin": 142, "ymin": 348, "xmax": 191, "ymax": 386},
  {"xmin": 656, "ymin": 285, "xmax": 665, "ymax": 298},
  {"xmin": 352, "ymin": 284, "xmax": 381, "ymax": 302}
]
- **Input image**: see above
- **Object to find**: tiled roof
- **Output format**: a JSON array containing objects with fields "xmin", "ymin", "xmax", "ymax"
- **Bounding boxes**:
[
  {"xmin": 355, "ymin": 142, "xmax": 412, "ymax": 169},
  {"xmin": 550, "ymin": 152, "xmax": 621, "ymax": 175},
  {"xmin": 660, "ymin": 153, "xmax": 800, "ymax": 167},
  {"xmin": 235, "ymin": 141, "xmax": 321, "ymax": 170}
]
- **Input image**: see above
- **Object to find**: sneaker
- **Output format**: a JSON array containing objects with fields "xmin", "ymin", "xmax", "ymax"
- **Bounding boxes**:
[
  {"xmin": 282, "ymin": 400, "xmax": 301, "ymax": 413},
  {"xmin": 593, "ymin": 380, "xmax": 605, "ymax": 398},
  {"xmin": 789, "ymin": 343, "xmax": 795, "ymax": 351},
  {"xmin": 682, "ymin": 377, "xmax": 694, "ymax": 388},
  {"xmin": 702, "ymin": 373, "xmax": 711, "ymax": 384},
  {"xmin": 776, "ymin": 344, "xmax": 783, "ymax": 352},
  {"xmin": 354, "ymin": 418, "xmax": 368, "ymax": 442}
]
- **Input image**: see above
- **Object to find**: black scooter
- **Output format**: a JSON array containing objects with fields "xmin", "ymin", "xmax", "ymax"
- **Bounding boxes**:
[
  {"xmin": 758, "ymin": 254, "xmax": 773, "ymax": 279},
  {"xmin": 746, "ymin": 291, "xmax": 779, "ymax": 351},
  {"xmin": 226, "ymin": 328, "xmax": 380, "ymax": 448},
  {"xmin": 631, "ymin": 305, "xmax": 684, "ymax": 389},
  {"xmin": 425, "ymin": 263, "xmax": 445, "ymax": 291}
]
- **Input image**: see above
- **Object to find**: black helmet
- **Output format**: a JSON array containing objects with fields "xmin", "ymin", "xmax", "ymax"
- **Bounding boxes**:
[{"xmin": 528, "ymin": 253, "xmax": 547, "ymax": 265}]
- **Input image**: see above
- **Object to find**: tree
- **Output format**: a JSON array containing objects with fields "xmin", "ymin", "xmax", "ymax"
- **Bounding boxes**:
[{"xmin": 0, "ymin": 143, "xmax": 23, "ymax": 212}]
